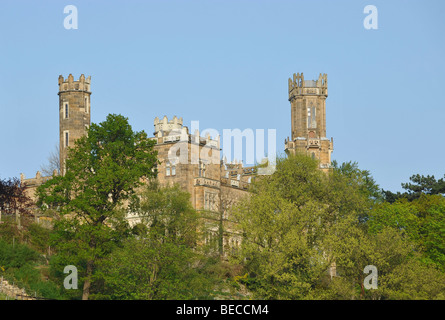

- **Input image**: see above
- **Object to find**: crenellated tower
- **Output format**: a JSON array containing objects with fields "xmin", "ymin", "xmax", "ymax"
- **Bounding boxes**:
[
  {"xmin": 285, "ymin": 72, "xmax": 333, "ymax": 170},
  {"xmin": 153, "ymin": 115, "xmax": 184, "ymax": 136},
  {"xmin": 58, "ymin": 74, "xmax": 92, "ymax": 175}
]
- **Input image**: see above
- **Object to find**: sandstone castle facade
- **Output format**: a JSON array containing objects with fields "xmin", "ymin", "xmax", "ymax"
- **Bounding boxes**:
[{"xmin": 20, "ymin": 72, "xmax": 333, "ymax": 254}]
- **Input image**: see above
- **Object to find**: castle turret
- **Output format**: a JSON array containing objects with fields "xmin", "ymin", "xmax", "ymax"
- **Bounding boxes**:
[
  {"xmin": 58, "ymin": 74, "xmax": 91, "ymax": 175},
  {"xmin": 285, "ymin": 72, "xmax": 333, "ymax": 170},
  {"xmin": 153, "ymin": 115, "xmax": 184, "ymax": 137}
]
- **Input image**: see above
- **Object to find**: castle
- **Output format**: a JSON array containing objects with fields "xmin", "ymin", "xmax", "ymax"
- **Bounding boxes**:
[{"xmin": 20, "ymin": 72, "xmax": 333, "ymax": 254}]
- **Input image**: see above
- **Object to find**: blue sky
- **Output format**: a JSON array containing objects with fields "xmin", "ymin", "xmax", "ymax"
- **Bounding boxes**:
[{"xmin": 0, "ymin": 0, "xmax": 444, "ymax": 192}]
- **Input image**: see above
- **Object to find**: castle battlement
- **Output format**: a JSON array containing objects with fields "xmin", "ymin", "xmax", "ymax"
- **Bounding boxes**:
[
  {"xmin": 288, "ymin": 73, "xmax": 327, "ymax": 99},
  {"xmin": 153, "ymin": 115, "xmax": 184, "ymax": 136},
  {"xmin": 58, "ymin": 74, "xmax": 91, "ymax": 93},
  {"xmin": 20, "ymin": 170, "xmax": 56, "ymax": 188},
  {"xmin": 153, "ymin": 116, "xmax": 220, "ymax": 149}
]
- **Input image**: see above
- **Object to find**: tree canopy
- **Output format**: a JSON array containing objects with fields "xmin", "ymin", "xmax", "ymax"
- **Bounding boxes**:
[
  {"xmin": 37, "ymin": 113, "xmax": 158, "ymax": 300},
  {"xmin": 383, "ymin": 174, "xmax": 445, "ymax": 203},
  {"xmin": 95, "ymin": 182, "xmax": 218, "ymax": 300},
  {"xmin": 232, "ymin": 153, "xmax": 445, "ymax": 299},
  {"xmin": 0, "ymin": 177, "xmax": 32, "ymax": 216}
]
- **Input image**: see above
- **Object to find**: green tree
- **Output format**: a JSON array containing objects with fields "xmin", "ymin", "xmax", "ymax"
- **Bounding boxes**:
[
  {"xmin": 96, "ymin": 183, "xmax": 216, "ymax": 299},
  {"xmin": 24, "ymin": 223, "xmax": 51, "ymax": 254},
  {"xmin": 331, "ymin": 160, "xmax": 382, "ymax": 204},
  {"xmin": 383, "ymin": 174, "xmax": 445, "ymax": 203},
  {"xmin": 367, "ymin": 200, "xmax": 420, "ymax": 237},
  {"xmin": 37, "ymin": 114, "xmax": 158, "ymax": 300},
  {"xmin": 381, "ymin": 254, "xmax": 445, "ymax": 300},
  {"xmin": 233, "ymin": 153, "xmax": 445, "ymax": 299},
  {"xmin": 233, "ymin": 154, "xmax": 372, "ymax": 299},
  {"xmin": 369, "ymin": 194, "xmax": 445, "ymax": 272},
  {"xmin": 0, "ymin": 239, "xmax": 41, "ymax": 269},
  {"xmin": 402, "ymin": 174, "xmax": 445, "ymax": 198},
  {"xmin": 317, "ymin": 225, "xmax": 445, "ymax": 300},
  {"xmin": 0, "ymin": 177, "xmax": 33, "ymax": 218}
]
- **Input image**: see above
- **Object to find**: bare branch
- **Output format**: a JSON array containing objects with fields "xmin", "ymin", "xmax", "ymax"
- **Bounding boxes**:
[{"xmin": 40, "ymin": 144, "xmax": 60, "ymax": 176}]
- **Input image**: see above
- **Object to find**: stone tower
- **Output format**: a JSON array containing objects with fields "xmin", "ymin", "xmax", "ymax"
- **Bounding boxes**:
[
  {"xmin": 58, "ymin": 74, "xmax": 91, "ymax": 175},
  {"xmin": 285, "ymin": 72, "xmax": 333, "ymax": 170}
]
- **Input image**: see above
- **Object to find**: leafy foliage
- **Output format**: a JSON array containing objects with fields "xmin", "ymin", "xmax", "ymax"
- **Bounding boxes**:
[
  {"xmin": 95, "ymin": 183, "xmax": 217, "ymax": 300},
  {"xmin": 0, "ymin": 239, "xmax": 41, "ymax": 269},
  {"xmin": 37, "ymin": 114, "xmax": 158, "ymax": 299},
  {"xmin": 0, "ymin": 177, "xmax": 33, "ymax": 216},
  {"xmin": 233, "ymin": 154, "xmax": 371, "ymax": 299},
  {"xmin": 369, "ymin": 194, "xmax": 445, "ymax": 272},
  {"xmin": 383, "ymin": 174, "xmax": 445, "ymax": 203},
  {"xmin": 234, "ymin": 154, "xmax": 445, "ymax": 299},
  {"xmin": 0, "ymin": 239, "xmax": 63, "ymax": 299},
  {"xmin": 24, "ymin": 223, "xmax": 51, "ymax": 254}
]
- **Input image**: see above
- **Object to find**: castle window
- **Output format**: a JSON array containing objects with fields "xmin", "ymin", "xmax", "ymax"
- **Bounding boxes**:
[
  {"xmin": 312, "ymin": 107, "xmax": 316, "ymax": 128},
  {"xmin": 166, "ymin": 162, "xmax": 176, "ymax": 177},
  {"xmin": 307, "ymin": 107, "xmax": 310, "ymax": 127},
  {"xmin": 64, "ymin": 131, "xmax": 69, "ymax": 148},
  {"xmin": 204, "ymin": 192, "xmax": 217, "ymax": 211},
  {"xmin": 199, "ymin": 161, "xmax": 206, "ymax": 177},
  {"xmin": 85, "ymin": 97, "xmax": 89, "ymax": 114},
  {"xmin": 64, "ymin": 103, "xmax": 69, "ymax": 119}
]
